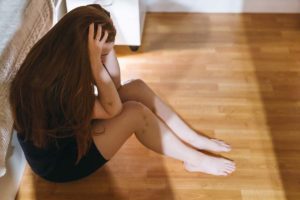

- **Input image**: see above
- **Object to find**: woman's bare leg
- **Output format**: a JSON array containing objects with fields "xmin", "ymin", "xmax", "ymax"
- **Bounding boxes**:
[
  {"xmin": 92, "ymin": 101, "xmax": 235, "ymax": 176},
  {"xmin": 117, "ymin": 79, "xmax": 231, "ymax": 153}
]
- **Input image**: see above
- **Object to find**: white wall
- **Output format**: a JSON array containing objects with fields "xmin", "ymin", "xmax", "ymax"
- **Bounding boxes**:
[{"xmin": 146, "ymin": 0, "xmax": 300, "ymax": 13}]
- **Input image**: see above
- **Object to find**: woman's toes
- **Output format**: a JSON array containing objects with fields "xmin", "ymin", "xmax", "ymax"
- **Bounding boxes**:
[
  {"xmin": 219, "ymin": 171, "xmax": 229, "ymax": 176},
  {"xmin": 226, "ymin": 168, "xmax": 234, "ymax": 174},
  {"xmin": 224, "ymin": 160, "xmax": 235, "ymax": 165},
  {"xmin": 223, "ymin": 147, "xmax": 231, "ymax": 152},
  {"xmin": 210, "ymin": 139, "xmax": 232, "ymax": 152},
  {"xmin": 216, "ymin": 140, "xmax": 228, "ymax": 146},
  {"xmin": 225, "ymin": 165, "xmax": 236, "ymax": 173},
  {"xmin": 225, "ymin": 161, "xmax": 235, "ymax": 166},
  {"xmin": 226, "ymin": 165, "xmax": 235, "ymax": 171},
  {"xmin": 220, "ymin": 142, "xmax": 231, "ymax": 149}
]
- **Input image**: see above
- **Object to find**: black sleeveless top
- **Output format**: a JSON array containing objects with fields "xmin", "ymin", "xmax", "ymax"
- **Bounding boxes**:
[{"xmin": 17, "ymin": 132, "xmax": 109, "ymax": 183}]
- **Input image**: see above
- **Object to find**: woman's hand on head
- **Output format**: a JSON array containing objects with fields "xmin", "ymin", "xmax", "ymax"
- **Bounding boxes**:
[{"xmin": 88, "ymin": 23, "xmax": 109, "ymax": 78}]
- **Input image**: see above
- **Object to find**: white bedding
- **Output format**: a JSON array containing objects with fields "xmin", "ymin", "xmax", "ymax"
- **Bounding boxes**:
[{"xmin": 0, "ymin": 0, "xmax": 55, "ymax": 178}]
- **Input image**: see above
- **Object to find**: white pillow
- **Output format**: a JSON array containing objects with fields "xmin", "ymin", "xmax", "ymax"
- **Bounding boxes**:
[{"xmin": 0, "ymin": 0, "xmax": 55, "ymax": 177}]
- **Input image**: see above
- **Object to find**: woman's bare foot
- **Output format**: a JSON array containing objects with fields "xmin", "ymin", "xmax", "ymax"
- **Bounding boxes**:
[
  {"xmin": 183, "ymin": 153, "xmax": 236, "ymax": 176},
  {"xmin": 187, "ymin": 134, "xmax": 232, "ymax": 153}
]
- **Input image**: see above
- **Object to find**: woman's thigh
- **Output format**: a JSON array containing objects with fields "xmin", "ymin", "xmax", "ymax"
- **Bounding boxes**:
[{"xmin": 91, "ymin": 100, "xmax": 146, "ymax": 161}]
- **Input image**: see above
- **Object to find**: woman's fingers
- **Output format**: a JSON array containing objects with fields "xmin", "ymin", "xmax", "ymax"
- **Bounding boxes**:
[
  {"xmin": 89, "ymin": 23, "xmax": 108, "ymax": 45},
  {"xmin": 96, "ymin": 24, "xmax": 102, "ymax": 41},
  {"xmin": 100, "ymin": 30, "xmax": 108, "ymax": 44},
  {"xmin": 89, "ymin": 23, "xmax": 95, "ymax": 42}
]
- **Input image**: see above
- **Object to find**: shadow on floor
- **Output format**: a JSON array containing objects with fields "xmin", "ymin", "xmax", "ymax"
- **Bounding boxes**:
[{"xmin": 242, "ymin": 13, "xmax": 300, "ymax": 200}]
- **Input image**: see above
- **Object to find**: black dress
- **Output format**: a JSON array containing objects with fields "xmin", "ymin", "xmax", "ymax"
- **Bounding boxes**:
[{"xmin": 17, "ymin": 132, "xmax": 109, "ymax": 183}]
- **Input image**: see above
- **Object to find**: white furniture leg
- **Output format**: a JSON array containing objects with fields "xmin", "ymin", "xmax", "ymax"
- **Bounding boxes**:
[{"xmin": 66, "ymin": 0, "xmax": 146, "ymax": 50}]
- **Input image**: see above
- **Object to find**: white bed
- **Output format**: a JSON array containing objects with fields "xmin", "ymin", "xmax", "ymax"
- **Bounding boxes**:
[
  {"xmin": 0, "ymin": 130, "xmax": 26, "ymax": 200},
  {"xmin": 0, "ymin": 1, "xmax": 64, "ymax": 199}
]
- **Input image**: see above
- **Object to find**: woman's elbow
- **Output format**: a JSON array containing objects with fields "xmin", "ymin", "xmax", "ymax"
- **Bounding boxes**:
[{"xmin": 108, "ymin": 102, "xmax": 123, "ymax": 118}]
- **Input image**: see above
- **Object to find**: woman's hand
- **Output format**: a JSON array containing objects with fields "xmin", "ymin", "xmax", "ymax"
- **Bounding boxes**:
[{"xmin": 88, "ymin": 23, "xmax": 109, "ymax": 80}]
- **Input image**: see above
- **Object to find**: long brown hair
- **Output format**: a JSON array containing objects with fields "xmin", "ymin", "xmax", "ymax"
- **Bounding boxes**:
[{"xmin": 9, "ymin": 4, "xmax": 116, "ymax": 164}]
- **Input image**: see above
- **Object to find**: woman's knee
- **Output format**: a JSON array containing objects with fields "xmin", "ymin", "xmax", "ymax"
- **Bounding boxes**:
[
  {"xmin": 122, "ymin": 100, "xmax": 153, "ymax": 130},
  {"xmin": 119, "ymin": 78, "xmax": 148, "ymax": 93},
  {"xmin": 91, "ymin": 101, "xmax": 148, "ymax": 132},
  {"xmin": 121, "ymin": 100, "xmax": 150, "ymax": 119},
  {"xmin": 130, "ymin": 79, "xmax": 147, "ymax": 88}
]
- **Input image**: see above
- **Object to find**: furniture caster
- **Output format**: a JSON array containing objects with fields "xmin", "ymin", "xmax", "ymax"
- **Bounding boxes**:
[{"xmin": 129, "ymin": 46, "xmax": 140, "ymax": 52}]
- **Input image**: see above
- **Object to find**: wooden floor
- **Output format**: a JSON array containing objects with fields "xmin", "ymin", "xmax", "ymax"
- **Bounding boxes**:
[{"xmin": 16, "ymin": 13, "xmax": 300, "ymax": 200}]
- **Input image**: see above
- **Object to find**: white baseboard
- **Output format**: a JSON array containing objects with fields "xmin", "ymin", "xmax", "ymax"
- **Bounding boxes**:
[{"xmin": 146, "ymin": 0, "xmax": 300, "ymax": 13}]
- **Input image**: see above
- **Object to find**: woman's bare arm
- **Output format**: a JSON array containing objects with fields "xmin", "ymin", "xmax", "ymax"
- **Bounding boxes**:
[
  {"xmin": 102, "ymin": 48, "xmax": 122, "ymax": 90},
  {"xmin": 93, "ymin": 66, "xmax": 122, "ymax": 117},
  {"xmin": 88, "ymin": 23, "xmax": 122, "ymax": 118}
]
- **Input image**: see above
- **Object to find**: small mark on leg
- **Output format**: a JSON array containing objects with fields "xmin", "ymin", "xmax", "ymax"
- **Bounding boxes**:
[
  {"xmin": 142, "ymin": 114, "xmax": 149, "ymax": 127},
  {"xmin": 143, "ymin": 114, "xmax": 147, "ymax": 120},
  {"xmin": 140, "ymin": 128, "xmax": 146, "ymax": 134}
]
